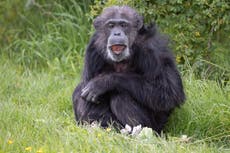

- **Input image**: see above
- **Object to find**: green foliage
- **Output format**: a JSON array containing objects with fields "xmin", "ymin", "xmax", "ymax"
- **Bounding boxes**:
[
  {"xmin": 0, "ymin": 59, "xmax": 229, "ymax": 152},
  {"xmin": 0, "ymin": 0, "xmax": 92, "ymax": 75},
  {"xmin": 90, "ymin": 0, "xmax": 230, "ymax": 80},
  {"xmin": 1, "ymin": 0, "xmax": 229, "ymax": 79}
]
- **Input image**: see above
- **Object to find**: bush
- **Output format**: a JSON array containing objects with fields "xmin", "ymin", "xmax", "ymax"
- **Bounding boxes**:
[
  {"xmin": 0, "ymin": 0, "xmax": 229, "ymax": 80},
  {"xmin": 89, "ymin": 0, "xmax": 230, "ymax": 80}
]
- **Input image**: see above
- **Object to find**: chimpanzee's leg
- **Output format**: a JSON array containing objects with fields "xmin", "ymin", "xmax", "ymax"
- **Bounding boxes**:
[
  {"xmin": 153, "ymin": 110, "xmax": 173, "ymax": 134},
  {"xmin": 110, "ymin": 93, "xmax": 157, "ymax": 128},
  {"xmin": 72, "ymin": 83, "xmax": 118, "ymax": 128},
  {"xmin": 110, "ymin": 93, "xmax": 173, "ymax": 134}
]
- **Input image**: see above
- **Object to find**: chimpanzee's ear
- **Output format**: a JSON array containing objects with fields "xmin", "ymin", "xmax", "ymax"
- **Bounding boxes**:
[
  {"xmin": 93, "ymin": 16, "xmax": 104, "ymax": 30},
  {"xmin": 135, "ymin": 14, "xmax": 144, "ymax": 30}
]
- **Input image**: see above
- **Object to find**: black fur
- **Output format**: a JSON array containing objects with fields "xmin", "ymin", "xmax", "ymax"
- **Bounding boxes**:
[{"xmin": 72, "ymin": 7, "xmax": 185, "ymax": 134}]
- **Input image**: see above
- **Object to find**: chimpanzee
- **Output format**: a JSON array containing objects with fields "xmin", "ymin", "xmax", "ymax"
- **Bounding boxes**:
[{"xmin": 72, "ymin": 6, "xmax": 185, "ymax": 134}]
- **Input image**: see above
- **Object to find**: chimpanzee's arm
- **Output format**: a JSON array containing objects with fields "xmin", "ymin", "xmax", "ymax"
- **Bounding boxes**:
[
  {"xmin": 111, "ymin": 67, "xmax": 185, "ymax": 111},
  {"xmin": 81, "ymin": 59, "xmax": 185, "ymax": 111}
]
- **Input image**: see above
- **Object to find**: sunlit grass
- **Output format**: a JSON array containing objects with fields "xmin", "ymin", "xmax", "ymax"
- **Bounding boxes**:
[{"xmin": 0, "ymin": 59, "xmax": 229, "ymax": 153}]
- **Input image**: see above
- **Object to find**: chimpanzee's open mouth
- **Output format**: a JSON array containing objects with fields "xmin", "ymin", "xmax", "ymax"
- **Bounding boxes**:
[{"xmin": 110, "ymin": 44, "xmax": 127, "ymax": 54}]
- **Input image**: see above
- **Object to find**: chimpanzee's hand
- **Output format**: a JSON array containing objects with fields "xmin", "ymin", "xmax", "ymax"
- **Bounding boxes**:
[{"xmin": 80, "ymin": 76, "xmax": 111, "ymax": 103}]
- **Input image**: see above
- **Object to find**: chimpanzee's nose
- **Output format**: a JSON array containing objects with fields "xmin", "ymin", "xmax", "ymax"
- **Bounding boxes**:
[{"xmin": 114, "ymin": 32, "xmax": 121, "ymax": 36}]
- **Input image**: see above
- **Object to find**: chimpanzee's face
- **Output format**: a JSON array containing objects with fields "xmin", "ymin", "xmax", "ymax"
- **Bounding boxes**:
[
  {"xmin": 93, "ymin": 6, "xmax": 143, "ymax": 62},
  {"xmin": 105, "ymin": 18, "xmax": 131, "ymax": 62}
]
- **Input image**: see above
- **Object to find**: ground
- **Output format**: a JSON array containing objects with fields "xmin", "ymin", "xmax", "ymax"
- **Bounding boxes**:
[{"xmin": 0, "ymin": 58, "xmax": 229, "ymax": 153}]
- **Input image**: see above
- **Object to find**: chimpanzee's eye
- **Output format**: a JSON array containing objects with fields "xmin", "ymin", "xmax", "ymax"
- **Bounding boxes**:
[
  {"xmin": 120, "ymin": 22, "xmax": 128, "ymax": 28},
  {"xmin": 108, "ymin": 23, "xmax": 115, "ymax": 29}
]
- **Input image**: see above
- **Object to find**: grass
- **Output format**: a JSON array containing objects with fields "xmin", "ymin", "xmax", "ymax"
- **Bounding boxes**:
[
  {"xmin": 1, "ymin": 0, "xmax": 90, "ymax": 75},
  {"xmin": 0, "ymin": 58, "xmax": 229, "ymax": 153}
]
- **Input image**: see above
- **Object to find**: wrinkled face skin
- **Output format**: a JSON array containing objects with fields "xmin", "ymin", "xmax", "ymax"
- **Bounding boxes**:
[
  {"xmin": 93, "ymin": 6, "xmax": 143, "ymax": 62},
  {"xmin": 106, "ymin": 18, "xmax": 130, "ymax": 62}
]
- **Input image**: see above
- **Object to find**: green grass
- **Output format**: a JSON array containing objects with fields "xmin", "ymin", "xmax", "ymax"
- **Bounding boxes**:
[
  {"xmin": 0, "ymin": 58, "xmax": 229, "ymax": 153},
  {"xmin": 1, "ymin": 0, "xmax": 91, "ymax": 75},
  {"xmin": 0, "ymin": 1, "xmax": 229, "ymax": 152}
]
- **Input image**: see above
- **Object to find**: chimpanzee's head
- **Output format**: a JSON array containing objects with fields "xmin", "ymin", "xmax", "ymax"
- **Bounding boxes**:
[{"xmin": 93, "ymin": 6, "xmax": 143, "ymax": 62}]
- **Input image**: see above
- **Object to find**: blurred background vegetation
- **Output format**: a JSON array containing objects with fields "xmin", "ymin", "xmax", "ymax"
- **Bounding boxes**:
[{"xmin": 0, "ymin": 0, "xmax": 229, "ymax": 81}]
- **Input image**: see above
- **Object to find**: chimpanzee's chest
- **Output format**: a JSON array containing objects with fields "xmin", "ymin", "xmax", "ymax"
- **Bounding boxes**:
[
  {"xmin": 99, "ymin": 61, "xmax": 137, "ymax": 75},
  {"xmin": 113, "ymin": 63, "xmax": 129, "ymax": 72}
]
